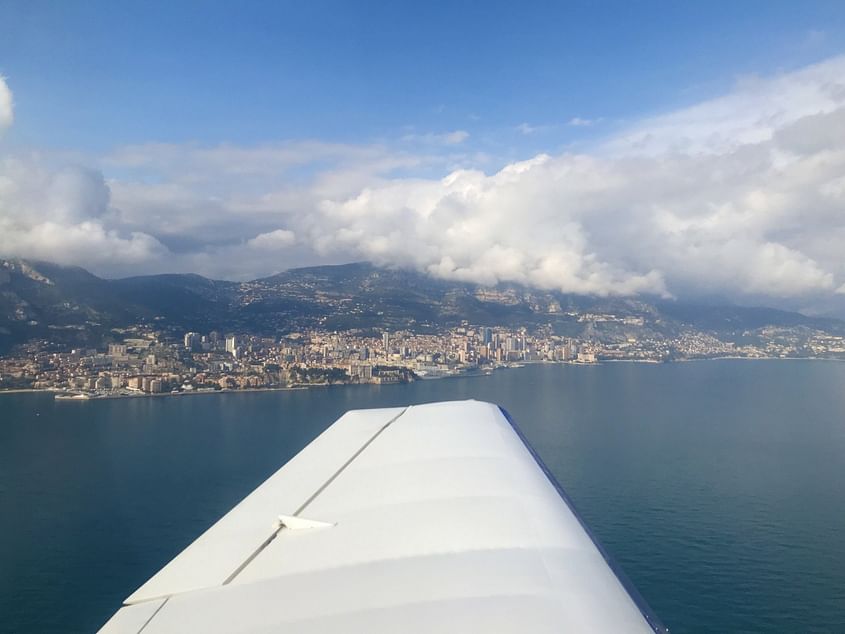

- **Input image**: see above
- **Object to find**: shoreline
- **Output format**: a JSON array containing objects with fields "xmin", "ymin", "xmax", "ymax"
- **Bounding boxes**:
[
  {"xmin": 52, "ymin": 385, "xmax": 312, "ymax": 401},
  {"xmin": 2, "ymin": 355, "xmax": 843, "ymax": 399}
]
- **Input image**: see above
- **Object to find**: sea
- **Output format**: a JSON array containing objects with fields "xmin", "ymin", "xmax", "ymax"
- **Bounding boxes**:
[{"xmin": 1, "ymin": 360, "xmax": 844, "ymax": 633}]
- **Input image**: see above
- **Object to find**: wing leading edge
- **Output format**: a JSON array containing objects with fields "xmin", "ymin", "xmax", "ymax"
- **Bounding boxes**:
[{"xmin": 99, "ymin": 399, "xmax": 667, "ymax": 633}]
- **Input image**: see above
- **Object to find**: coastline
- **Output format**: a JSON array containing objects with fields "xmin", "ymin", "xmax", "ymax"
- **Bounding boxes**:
[
  {"xmin": 2, "ymin": 355, "xmax": 843, "ymax": 399},
  {"xmin": 53, "ymin": 385, "xmax": 311, "ymax": 401}
]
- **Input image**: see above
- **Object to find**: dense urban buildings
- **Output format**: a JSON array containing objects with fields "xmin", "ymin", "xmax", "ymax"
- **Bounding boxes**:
[{"xmin": 2, "ymin": 315, "xmax": 844, "ymax": 398}]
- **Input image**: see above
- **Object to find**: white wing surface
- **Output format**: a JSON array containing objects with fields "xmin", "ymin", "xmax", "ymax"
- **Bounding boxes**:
[{"xmin": 99, "ymin": 400, "xmax": 666, "ymax": 633}]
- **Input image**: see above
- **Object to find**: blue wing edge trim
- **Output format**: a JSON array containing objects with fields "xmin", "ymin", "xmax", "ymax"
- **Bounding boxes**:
[{"xmin": 498, "ymin": 406, "xmax": 670, "ymax": 634}]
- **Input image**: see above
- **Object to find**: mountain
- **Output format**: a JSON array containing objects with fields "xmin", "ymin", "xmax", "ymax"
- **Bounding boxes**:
[{"xmin": 1, "ymin": 258, "xmax": 843, "ymax": 354}]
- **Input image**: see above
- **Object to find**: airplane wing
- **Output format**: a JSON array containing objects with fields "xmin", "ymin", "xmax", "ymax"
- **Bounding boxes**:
[{"xmin": 99, "ymin": 399, "xmax": 666, "ymax": 633}]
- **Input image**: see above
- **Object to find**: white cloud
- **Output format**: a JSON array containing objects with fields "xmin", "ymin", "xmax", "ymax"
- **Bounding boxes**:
[
  {"xmin": 301, "ymin": 143, "xmax": 840, "ymax": 298},
  {"xmin": 519, "ymin": 119, "xmax": 599, "ymax": 135},
  {"xmin": 400, "ymin": 130, "xmax": 470, "ymax": 145},
  {"xmin": 247, "ymin": 229, "xmax": 296, "ymax": 250},
  {"xmin": 0, "ymin": 156, "xmax": 166, "ymax": 273},
  {"xmin": 604, "ymin": 56, "xmax": 845, "ymax": 156},
  {"xmin": 2, "ymin": 56, "xmax": 845, "ymax": 305},
  {"xmin": 443, "ymin": 130, "xmax": 470, "ymax": 144},
  {"xmin": 0, "ymin": 219, "xmax": 166, "ymax": 268},
  {"xmin": 0, "ymin": 76, "xmax": 13, "ymax": 130}
]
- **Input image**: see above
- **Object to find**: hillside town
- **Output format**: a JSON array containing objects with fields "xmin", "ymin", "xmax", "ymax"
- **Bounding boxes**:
[{"xmin": 2, "ymin": 317, "xmax": 844, "ymax": 398}]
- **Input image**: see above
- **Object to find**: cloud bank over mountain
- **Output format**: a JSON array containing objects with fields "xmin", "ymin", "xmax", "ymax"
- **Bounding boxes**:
[{"xmin": 2, "ymin": 57, "xmax": 845, "ymax": 310}]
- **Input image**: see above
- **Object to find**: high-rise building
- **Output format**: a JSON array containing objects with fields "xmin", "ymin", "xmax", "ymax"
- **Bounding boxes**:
[
  {"xmin": 382, "ymin": 332, "xmax": 390, "ymax": 353},
  {"xmin": 184, "ymin": 332, "xmax": 200, "ymax": 351}
]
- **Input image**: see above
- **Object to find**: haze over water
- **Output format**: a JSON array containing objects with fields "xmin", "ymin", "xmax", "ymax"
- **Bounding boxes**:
[{"xmin": 2, "ymin": 360, "xmax": 845, "ymax": 633}]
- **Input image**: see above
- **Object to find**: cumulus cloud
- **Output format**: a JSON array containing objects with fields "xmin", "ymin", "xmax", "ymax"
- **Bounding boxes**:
[
  {"xmin": 0, "ymin": 156, "xmax": 167, "ymax": 273},
  {"xmin": 2, "ymin": 56, "xmax": 845, "ymax": 306},
  {"xmin": 305, "ymin": 156, "xmax": 671, "ymax": 296},
  {"xmin": 247, "ymin": 229, "xmax": 296, "ymax": 250},
  {"xmin": 0, "ymin": 76, "xmax": 13, "ymax": 130},
  {"xmin": 300, "ymin": 141, "xmax": 840, "ymax": 298},
  {"xmin": 0, "ymin": 220, "xmax": 166, "ymax": 268}
]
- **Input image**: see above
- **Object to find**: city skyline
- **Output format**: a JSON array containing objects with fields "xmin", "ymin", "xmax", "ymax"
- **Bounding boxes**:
[{"xmin": 5, "ymin": 254, "xmax": 845, "ymax": 395}]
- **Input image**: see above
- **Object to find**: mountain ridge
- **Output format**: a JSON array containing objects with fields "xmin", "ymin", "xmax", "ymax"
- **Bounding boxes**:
[{"xmin": 1, "ymin": 258, "xmax": 842, "ymax": 354}]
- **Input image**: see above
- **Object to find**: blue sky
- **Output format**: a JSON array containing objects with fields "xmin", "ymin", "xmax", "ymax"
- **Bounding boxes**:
[
  {"xmin": 3, "ymin": 1, "xmax": 844, "ymax": 152},
  {"xmin": 2, "ymin": 2, "xmax": 845, "ymax": 315}
]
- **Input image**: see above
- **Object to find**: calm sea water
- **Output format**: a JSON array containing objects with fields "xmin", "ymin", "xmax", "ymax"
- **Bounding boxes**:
[{"xmin": 1, "ymin": 360, "xmax": 844, "ymax": 633}]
